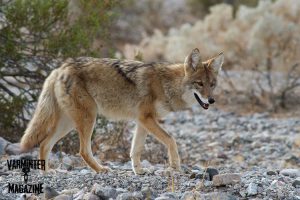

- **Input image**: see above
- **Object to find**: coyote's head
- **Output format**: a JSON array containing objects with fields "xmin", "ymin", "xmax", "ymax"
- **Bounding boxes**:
[{"xmin": 183, "ymin": 48, "xmax": 224, "ymax": 110}]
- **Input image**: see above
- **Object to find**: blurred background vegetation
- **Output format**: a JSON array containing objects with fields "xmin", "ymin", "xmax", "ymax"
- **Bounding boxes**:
[
  {"xmin": 188, "ymin": 0, "xmax": 259, "ymax": 16},
  {"xmin": 1, "ymin": 0, "xmax": 299, "ymax": 159},
  {"xmin": 0, "ymin": 0, "xmax": 120, "ymax": 141}
]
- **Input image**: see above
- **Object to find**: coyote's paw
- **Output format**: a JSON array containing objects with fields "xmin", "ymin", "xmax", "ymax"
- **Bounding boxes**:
[
  {"xmin": 166, "ymin": 166, "xmax": 183, "ymax": 174},
  {"xmin": 133, "ymin": 167, "xmax": 151, "ymax": 175},
  {"xmin": 98, "ymin": 166, "xmax": 112, "ymax": 173}
]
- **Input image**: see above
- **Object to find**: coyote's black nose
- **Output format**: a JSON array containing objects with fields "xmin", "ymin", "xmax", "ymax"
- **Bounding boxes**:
[{"xmin": 208, "ymin": 97, "xmax": 215, "ymax": 104}]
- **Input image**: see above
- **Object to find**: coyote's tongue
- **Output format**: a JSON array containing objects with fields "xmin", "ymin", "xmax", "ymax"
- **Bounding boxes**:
[{"xmin": 194, "ymin": 93, "xmax": 209, "ymax": 110}]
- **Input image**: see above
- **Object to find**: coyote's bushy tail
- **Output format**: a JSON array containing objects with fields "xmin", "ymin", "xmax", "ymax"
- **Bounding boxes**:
[{"xmin": 20, "ymin": 70, "xmax": 60, "ymax": 151}]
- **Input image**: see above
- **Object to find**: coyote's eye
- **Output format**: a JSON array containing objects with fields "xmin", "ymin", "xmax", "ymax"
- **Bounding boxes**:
[
  {"xmin": 210, "ymin": 83, "xmax": 215, "ymax": 88},
  {"xmin": 194, "ymin": 81, "xmax": 203, "ymax": 87}
]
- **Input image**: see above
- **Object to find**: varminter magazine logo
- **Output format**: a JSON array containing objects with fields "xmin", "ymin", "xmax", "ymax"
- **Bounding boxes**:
[{"xmin": 7, "ymin": 159, "xmax": 45, "ymax": 194}]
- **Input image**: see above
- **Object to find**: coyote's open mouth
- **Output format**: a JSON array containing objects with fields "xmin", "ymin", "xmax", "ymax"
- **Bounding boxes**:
[{"xmin": 194, "ymin": 93, "xmax": 209, "ymax": 110}]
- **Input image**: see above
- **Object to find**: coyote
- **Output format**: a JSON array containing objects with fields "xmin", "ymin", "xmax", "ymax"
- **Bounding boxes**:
[{"xmin": 20, "ymin": 48, "xmax": 224, "ymax": 175}]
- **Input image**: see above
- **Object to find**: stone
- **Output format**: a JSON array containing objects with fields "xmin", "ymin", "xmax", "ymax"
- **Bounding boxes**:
[
  {"xmin": 141, "ymin": 186, "xmax": 155, "ymax": 199},
  {"xmin": 181, "ymin": 191, "xmax": 200, "ymax": 200},
  {"xmin": 293, "ymin": 196, "xmax": 300, "ymax": 200},
  {"xmin": 212, "ymin": 173, "xmax": 241, "ymax": 186},
  {"xmin": 53, "ymin": 194, "xmax": 72, "ymax": 200},
  {"xmin": 285, "ymin": 155, "xmax": 300, "ymax": 165},
  {"xmin": 60, "ymin": 188, "xmax": 80, "ymax": 196},
  {"xmin": 44, "ymin": 186, "xmax": 60, "ymax": 200},
  {"xmin": 87, "ymin": 193, "xmax": 100, "ymax": 200},
  {"xmin": 191, "ymin": 166, "xmax": 202, "ymax": 171},
  {"xmin": 196, "ymin": 180, "xmax": 213, "ymax": 188},
  {"xmin": 180, "ymin": 191, "xmax": 194, "ymax": 200},
  {"xmin": 181, "ymin": 164, "xmax": 192, "ymax": 174},
  {"xmin": 155, "ymin": 197, "xmax": 173, "ymax": 200},
  {"xmin": 99, "ymin": 187, "xmax": 117, "ymax": 199},
  {"xmin": 195, "ymin": 173, "xmax": 210, "ymax": 180},
  {"xmin": 217, "ymin": 152, "xmax": 228, "ymax": 159},
  {"xmin": 18, "ymin": 194, "xmax": 38, "ymax": 200},
  {"xmin": 154, "ymin": 169, "xmax": 166, "ymax": 176},
  {"xmin": 239, "ymin": 190, "xmax": 246, "ymax": 198},
  {"xmin": 160, "ymin": 192, "xmax": 179, "ymax": 200},
  {"xmin": 49, "ymin": 154, "xmax": 60, "ymax": 169},
  {"xmin": 116, "ymin": 188, "xmax": 128, "ymax": 195},
  {"xmin": 247, "ymin": 182, "xmax": 258, "ymax": 196},
  {"xmin": 203, "ymin": 181, "xmax": 214, "ymax": 187},
  {"xmin": 206, "ymin": 168, "xmax": 219, "ymax": 181},
  {"xmin": 80, "ymin": 169, "xmax": 91, "ymax": 175},
  {"xmin": 92, "ymin": 183, "xmax": 117, "ymax": 199},
  {"xmin": 293, "ymin": 135, "xmax": 300, "ymax": 148},
  {"xmin": 0, "ymin": 172, "xmax": 9, "ymax": 176},
  {"xmin": 280, "ymin": 169, "xmax": 300, "ymax": 178},
  {"xmin": 292, "ymin": 179, "xmax": 300, "ymax": 188},
  {"xmin": 62, "ymin": 156, "xmax": 73, "ymax": 170},
  {"xmin": 233, "ymin": 155, "xmax": 245, "ymax": 163},
  {"xmin": 190, "ymin": 170, "xmax": 209, "ymax": 180},
  {"xmin": 266, "ymin": 171, "xmax": 277, "ymax": 176},
  {"xmin": 269, "ymin": 180, "xmax": 286, "ymax": 191},
  {"xmin": 189, "ymin": 173, "xmax": 196, "ymax": 179},
  {"xmin": 200, "ymin": 192, "xmax": 238, "ymax": 200},
  {"xmin": 20, "ymin": 154, "xmax": 35, "ymax": 160},
  {"xmin": 73, "ymin": 188, "xmax": 86, "ymax": 200},
  {"xmin": 116, "ymin": 192, "xmax": 143, "ymax": 200},
  {"xmin": 0, "ymin": 137, "xmax": 10, "ymax": 155},
  {"xmin": 5, "ymin": 143, "xmax": 21, "ymax": 155}
]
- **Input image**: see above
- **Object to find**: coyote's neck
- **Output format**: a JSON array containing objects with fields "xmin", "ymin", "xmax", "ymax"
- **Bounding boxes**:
[{"xmin": 160, "ymin": 64, "xmax": 189, "ymax": 111}]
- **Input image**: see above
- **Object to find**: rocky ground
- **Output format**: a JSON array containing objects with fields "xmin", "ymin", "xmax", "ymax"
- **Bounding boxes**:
[{"xmin": 0, "ymin": 107, "xmax": 299, "ymax": 200}]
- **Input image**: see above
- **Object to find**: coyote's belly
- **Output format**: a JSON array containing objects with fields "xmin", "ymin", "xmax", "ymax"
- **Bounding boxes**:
[
  {"xmin": 87, "ymin": 85, "xmax": 141, "ymax": 120},
  {"xmin": 96, "ymin": 99, "xmax": 139, "ymax": 120}
]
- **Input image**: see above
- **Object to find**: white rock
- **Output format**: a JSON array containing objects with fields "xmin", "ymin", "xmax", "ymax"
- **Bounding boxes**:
[
  {"xmin": 280, "ymin": 169, "xmax": 300, "ymax": 178},
  {"xmin": 53, "ymin": 194, "xmax": 72, "ymax": 200},
  {"xmin": 80, "ymin": 169, "xmax": 91, "ymax": 175},
  {"xmin": 247, "ymin": 182, "xmax": 258, "ymax": 196}
]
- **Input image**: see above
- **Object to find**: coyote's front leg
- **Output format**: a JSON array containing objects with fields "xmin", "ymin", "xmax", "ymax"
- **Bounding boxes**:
[
  {"xmin": 138, "ymin": 114, "xmax": 181, "ymax": 172},
  {"xmin": 130, "ymin": 124, "xmax": 150, "ymax": 175}
]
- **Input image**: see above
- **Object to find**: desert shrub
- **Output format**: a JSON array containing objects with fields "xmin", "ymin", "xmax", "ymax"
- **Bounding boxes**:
[
  {"xmin": 0, "ymin": 0, "xmax": 121, "ymax": 141},
  {"xmin": 220, "ymin": 60, "xmax": 300, "ymax": 112},
  {"xmin": 113, "ymin": 0, "xmax": 195, "ymax": 45},
  {"xmin": 188, "ymin": 0, "xmax": 259, "ymax": 17},
  {"xmin": 239, "ymin": 62, "xmax": 300, "ymax": 112}
]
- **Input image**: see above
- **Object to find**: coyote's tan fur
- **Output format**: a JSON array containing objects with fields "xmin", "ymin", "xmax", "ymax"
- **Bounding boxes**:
[{"xmin": 20, "ymin": 48, "xmax": 224, "ymax": 174}]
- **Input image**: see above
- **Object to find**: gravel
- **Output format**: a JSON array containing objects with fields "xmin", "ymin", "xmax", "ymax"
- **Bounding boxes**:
[{"xmin": 0, "ymin": 108, "xmax": 299, "ymax": 199}]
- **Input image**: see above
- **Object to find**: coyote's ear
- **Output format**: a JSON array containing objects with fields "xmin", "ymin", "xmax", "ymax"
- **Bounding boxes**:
[
  {"xmin": 210, "ymin": 53, "xmax": 224, "ymax": 74},
  {"xmin": 184, "ymin": 48, "xmax": 202, "ymax": 73}
]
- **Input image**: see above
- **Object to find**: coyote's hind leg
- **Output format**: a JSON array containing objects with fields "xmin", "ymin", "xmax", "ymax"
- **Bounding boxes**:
[
  {"xmin": 39, "ymin": 113, "xmax": 74, "ymax": 172},
  {"xmin": 63, "ymin": 85, "xmax": 111, "ymax": 173},
  {"xmin": 72, "ymin": 96, "xmax": 110, "ymax": 172}
]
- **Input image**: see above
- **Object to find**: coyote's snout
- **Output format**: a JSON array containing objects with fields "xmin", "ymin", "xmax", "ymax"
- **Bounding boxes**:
[{"xmin": 20, "ymin": 48, "xmax": 224, "ymax": 174}]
